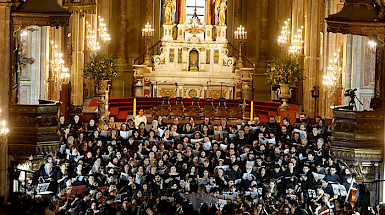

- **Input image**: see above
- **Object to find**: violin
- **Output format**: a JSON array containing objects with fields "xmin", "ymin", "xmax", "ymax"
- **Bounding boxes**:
[
  {"xmin": 313, "ymin": 193, "xmax": 324, "ymax": 206},
  {"xmin": 97, "ymin": 197, "xmax": 105, "ymax": 204},
  {"xmin": 59, "ymin": 193, "xmax": 68, "ymax": 201},
  {"xmin": 110, "ymin": 190, "xmax": 117, "ymax": 196}
]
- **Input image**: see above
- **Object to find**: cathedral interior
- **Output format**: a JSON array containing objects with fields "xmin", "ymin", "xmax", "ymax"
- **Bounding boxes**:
[{"xmin": 1, "ymin": 0, "xmax": 385, "ymax": 214}]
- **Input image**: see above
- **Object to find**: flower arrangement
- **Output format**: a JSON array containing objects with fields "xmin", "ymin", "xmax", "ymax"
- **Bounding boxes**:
[
  {"xmin": 83, "ymin": 54, "xmax": 119, "ymax": 81},
  {"xmin": 265, "ymin": 57, "xmax": 304, "ymax": 85}
]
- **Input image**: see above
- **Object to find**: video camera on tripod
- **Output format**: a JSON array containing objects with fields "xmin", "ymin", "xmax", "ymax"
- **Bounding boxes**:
[{"xmin": 345, "ymin": 88, "xmax": 363, "ymax": 110}]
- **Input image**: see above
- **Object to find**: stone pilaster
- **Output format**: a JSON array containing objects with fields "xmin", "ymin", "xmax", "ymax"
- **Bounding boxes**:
[
  {"xmin": 117, "ymin": 0, "xmax": 128, "ymax": 65},
  {"xmin": 179, "ymin": 0, "xmax": 185, "ymax": 24},
  {"xmin": 0, "ymin": 1, "xmax": 11, "ymax": 199},
  {"xmin": 375, "ymin": 36, "xmax": 385, "ymax": 111},
  {"xmin": 70, "ymin": 13, "xmax": 85, "ymax": 106},
  {"xmin": 318, "ymin": 0, "xmax": 345, "ymax": 118},
  {"xmin": 259, "ymin": 0, "xmax": 269, "ymax": 61},
  {"xmin": 206, "ymin": 0, "xmax": 212, "ymax": 25},
  {"xmin": 234, "ymin": 0, "xmax": 242, "ymax": 31},
  {"xmin": 303, "ymin": 0, "xmax": 322, "ymax": 117},
  {"xmin": 146, "ymin": 0, "xmax": 153, "ymax": 24}
]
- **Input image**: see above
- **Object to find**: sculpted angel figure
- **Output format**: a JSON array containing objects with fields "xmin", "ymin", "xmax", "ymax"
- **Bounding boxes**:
[
  {"xmin": 164, "ymin": 0, "xmax": 176, "ymax": 25},
  {"xmin": 215, "ymin": 0, "xmax": 227, "ymax": 26}
]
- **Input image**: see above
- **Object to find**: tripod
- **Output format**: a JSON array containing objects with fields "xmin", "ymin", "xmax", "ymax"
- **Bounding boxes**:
[{"xmin": 349, "ymin": 94, "xmax": 363, "ymax": 110}]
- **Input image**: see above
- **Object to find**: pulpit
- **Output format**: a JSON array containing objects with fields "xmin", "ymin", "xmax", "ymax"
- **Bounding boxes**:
[
  {"xmin": 9, "ymin": 100, "xmax": 61, "ymax": 162},
  {"xmin": 331, "ymin": 108, "xmax": 382, "ymax": 203}
]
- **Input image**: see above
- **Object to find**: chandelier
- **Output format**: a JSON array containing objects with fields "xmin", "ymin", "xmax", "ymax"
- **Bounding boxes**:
[
  {"xmin": 288, "ymin": 27, "xmax": 304, "ymax": 55},
  {"xmin": 86, "ymin": 21, "xmax": 100, "ymax": 53},
  {"xmin": 86, "ymin": 16, "xmax": 111, "ymax": 53},
  {"xmin": 277, "ymin": 18, "xmax": 304, "ymax": 56},
  {"xmin": 323, "ymin": 49, "xmax": 342, "ymax": 89},
  {"xmin": 50, "ymin": 41, "xmax": 70, "ymax": 85},
  {"xmin": 277, "ymin": 19, "xmax": 290, "ymax": 45},
  {"xmin": 98, "ymin": 16, "xmax": 111, "ymax": 42}
]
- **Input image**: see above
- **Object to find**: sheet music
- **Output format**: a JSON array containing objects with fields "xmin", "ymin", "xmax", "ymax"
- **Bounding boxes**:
[
  {"xmin": 202, "ymin": 142, "xmax": 211, "ymax": 151},
  {"xmin": 191, "ymin": 139, "xmax": 203, "ymax": 143},
  {"xmin": 107, "ymin": 162, "xmax": 116, "ymax": 168},
  {"xmin": 245, "ymin": 191, "xmax": 258, "ymax": 198},
  {"xmin": 75, "ymin": 156, "xmax": 84, "ymax": 162},
  {"xmin": 101, "ymin": 155, "xmax": 110, "ymax": 160},
  {"xmin": 246, "ymin": 161, "xmax": 255, "ymax": 167},
  {"xmin": 101, "ymin": 131, "xmax": 109, "ymax": 137},
  {"xmin": 120, "ymin": 131, "xmax": 130, "ymax": 139},
  {"xmin": 220, "ymin": 144, "xmax": 227, "ymax": 151},
  {"xmin": 215, "ymin": 165, "xmax": 229, "ymax": 171},
  {"xmin": 268, "ymin": 138, "xmax": 276, "ymax": 144},
  {"xmin": 312, "ymin": 172, "xmax": 325, "ymax": 182},
  {"xmin": 240, "ymin": 153, "xmax": 248, "ymax": 161},
  {"xmin": 251, "ymin": 126, "xmax": 260, "ymax": 130},
  {"xmin": 59, "ymin": 144, "xmax": 66, "ymax": 153},
  {"xmin": 198, "ymin": 178, "xmax": 209, "ymax": 185},
  {"xmin": 36, "ymin": 183, "xmax": 50, "ymax": 193},
  {"xmin": 121, "ymin": 173, "xmax": 129, "ymax": 181},
  {"xmin": 331, "ymin": 184, "xmax": 348, "ymax": 196},
  {"xmin": 158, "ymin": 128, "xmax": 165, "ymax": 137}
]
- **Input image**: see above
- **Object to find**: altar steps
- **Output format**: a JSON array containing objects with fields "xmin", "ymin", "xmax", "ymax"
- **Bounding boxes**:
[{"xmin": 88, "ymin": 97, "xmax": 297, "ymax": 123}]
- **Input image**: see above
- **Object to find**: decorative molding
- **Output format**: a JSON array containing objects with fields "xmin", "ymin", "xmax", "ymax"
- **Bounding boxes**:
[
  {"xmin": 332, "ymin": 146, "xmax": 382, "ymax": 162},
  {"xmin": 12, "ymin": 13, "xmax": 70, "ymax": 27},
  {"xmin": 63, "ymin": 0, "xmax": 96, "ymax": 14}
]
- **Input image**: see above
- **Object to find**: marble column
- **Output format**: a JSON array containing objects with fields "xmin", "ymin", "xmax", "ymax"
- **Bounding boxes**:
[
  {"xmin": 206, "ymin": 0, "xmax": 211, "ymax": 25},
  {"xmin": 146, "ymin": 0, "xmax": 153, "ymax": 24},
  {"xmin": 179, "ymin": 0, "xmax": 185, "ymax": 24},
  {"xmin": 303, "ymin": 0, "xmax": 322, "ymax": 117},
  {"xmin": 259, "ymin": 0, "xmax": 269, "ymax": 61},
  {"xmin": 234, "ymin": 0, "xmax": 242, "ymax": 29},
  {"xmin": 375, "ymin": 36, "xmax": 385, "ymax": 111},
  {"xmin": 0, "ymin": 1, "xmax": 11, "ymax": 199},
  {"xmin": 117, "ymin": 0, "xmax": 128, "ymax": 65},
  {"xmin": 70, "ymin": 13, "xmax": 85, "ymax": 106}
]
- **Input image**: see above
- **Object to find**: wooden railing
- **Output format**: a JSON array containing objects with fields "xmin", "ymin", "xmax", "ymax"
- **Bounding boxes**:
[
  {"xmin": 227, "ymin": 42, "xmax": 256, "ymax": 69},
  {"xmin": 132, "ymin": 40, "xmax": 162, "ymax": 66}
]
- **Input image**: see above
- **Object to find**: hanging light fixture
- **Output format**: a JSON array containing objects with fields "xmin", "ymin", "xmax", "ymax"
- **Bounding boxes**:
[
  {"xmin": 86, "ymin": 16, "xmax": 111, "ymax": 53},
  {"xmin": 86, "ymin": 21, "xmax": 100, "ymax": 53},
  {"xmin": 277, "ymin": 19, "xmax": 304, "ymax": 56},
  {"xmin": 98, "ymin": 16, "xmax": 111, "ymax": 43},
  {"xmin": 277, "ymin": 18, "xmax": 290, "ymax": 45},
  {"xmin": 50, "ymin": 41, "xmax": 70, "ymax": 86},
  {"xmin": 323, "ymin": 49, "xmax": 342, "ymax": 89}
]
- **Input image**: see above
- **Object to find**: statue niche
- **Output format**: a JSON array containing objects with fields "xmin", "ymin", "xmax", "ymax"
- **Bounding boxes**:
[{"xmin": 189, "ymin": 49, "xmax": 199, "ymax": 71}]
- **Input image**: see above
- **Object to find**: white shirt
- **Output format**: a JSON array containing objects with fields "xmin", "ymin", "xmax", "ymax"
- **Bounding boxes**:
[{"xmin": 134, "ymin": 115, "xmax": 147, "ymax": 128}]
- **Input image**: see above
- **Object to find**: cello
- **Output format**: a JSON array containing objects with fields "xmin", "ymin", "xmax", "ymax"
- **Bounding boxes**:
[{"xmin": 345, "ymin": 177, "xmax": 357, "ymax": 207}]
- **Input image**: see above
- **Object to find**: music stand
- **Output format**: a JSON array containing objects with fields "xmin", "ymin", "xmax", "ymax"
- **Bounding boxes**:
[
  {"xmin": 70, "ymin": 185, "xmax": 86, "ymax": 196},
  {"xmin": 36, "ymin": 183, "xmax": 51, "ymax": 195}
]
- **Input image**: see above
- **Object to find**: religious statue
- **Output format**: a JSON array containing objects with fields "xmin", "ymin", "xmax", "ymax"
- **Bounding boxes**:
[
  {"xmin": 215, "ymin": 0, "xmax": 227, "ymax": 26},
  {"xmin": 164, "ymin": 0, "xmax": 176, "ymax": 25}
]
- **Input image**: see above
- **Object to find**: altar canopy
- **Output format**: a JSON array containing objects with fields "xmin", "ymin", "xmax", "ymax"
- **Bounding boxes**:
[{"xmin": 133, "ymin": 0, "xmax": 253, "ymax": 100}]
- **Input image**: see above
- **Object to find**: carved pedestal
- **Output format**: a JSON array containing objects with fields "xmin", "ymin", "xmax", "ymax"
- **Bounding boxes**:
[{"xmin": 163, "ymin": 24, "xmax": 174, "ymax": 41}]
